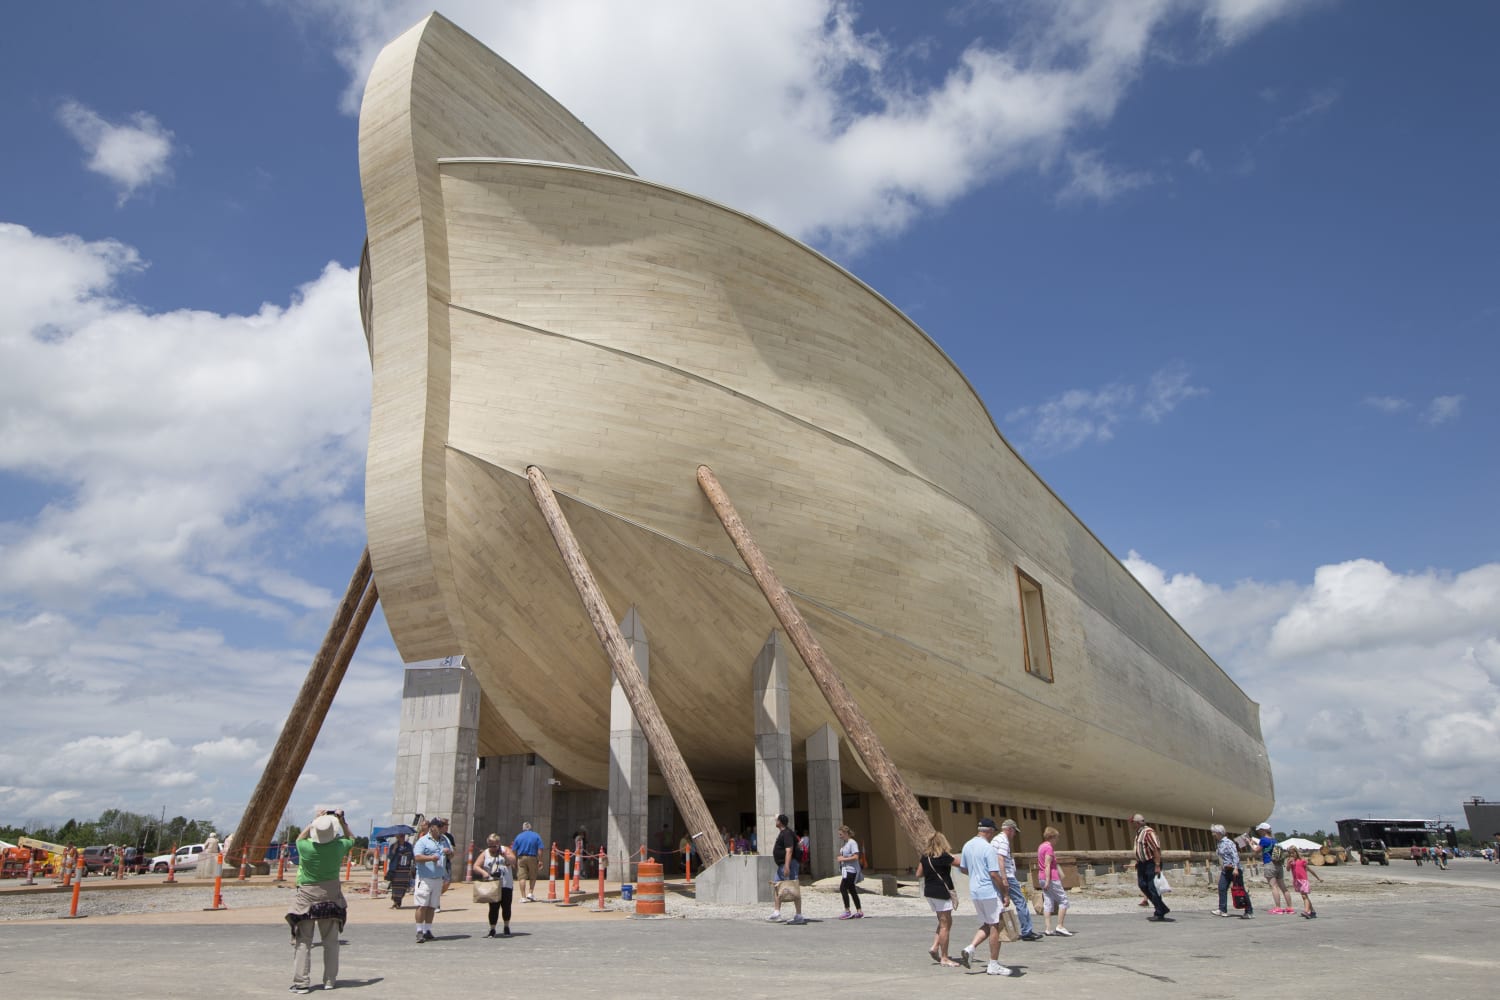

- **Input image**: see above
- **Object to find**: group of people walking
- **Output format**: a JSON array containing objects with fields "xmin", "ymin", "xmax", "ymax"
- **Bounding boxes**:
[{"xmin": 1211, "ymin": 822, "xmax": 1322, "ymax": 919}]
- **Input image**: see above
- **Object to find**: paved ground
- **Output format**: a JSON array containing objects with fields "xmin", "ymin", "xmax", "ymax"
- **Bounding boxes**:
[{"xmin": 2, "ymin": 861, "xmax": 1496, "ymax": 998}]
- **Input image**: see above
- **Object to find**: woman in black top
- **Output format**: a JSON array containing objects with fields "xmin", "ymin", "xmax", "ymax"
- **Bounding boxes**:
[{"xmin": 918, "ymin": 831, "xmax": 961, "ymax": 967}]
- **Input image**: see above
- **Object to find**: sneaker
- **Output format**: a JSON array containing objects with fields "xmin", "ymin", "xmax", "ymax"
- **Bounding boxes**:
[
  {"xmin": 987, "ymin": 961, "xmax": 1016, "ymax": 977},
  {"xmin": 1209, "ymin": 909, "xmax": 1227, "ymax": 917},
  {"xmin": 423, "ymin": 930, "xmax": 436, "ymax": 941},
  {"xmin": 1021, "ymin": 931, "xmax": 1045, "ymax": 941},
  {"xmin": 289, "ymin": 988, "xmax": 311, "ymax": 996},
  {"xmin": 1241, "ymin": 913, "xmax": 1254, "ymax": 919},
  {"xmin": 958, "ymin": 947, "xmax": 973, "ymax": 969},
  {"xmin": 788, "ymin": 914, "xmax": 807, "ymax": 925},
  {"xmin": 1147, "ymin": 915, "xmax": 1175, "ymax": 922},
  {"xmin": 1052, "ymin": 927, "xmax": 1073, "ymax": 936},
  {"xmin": 766, "ymin": 912, "xmax": 783, "ymax": 922},
  {"xmin": 1308, "ymin": 912, "xmax": 1317, "ymax": 919},
  {"xmin": 503, "ymin": 928, "xmax": 511, "ymax": 936},
  {"xmin": 850, "ymin": 911, "xmax": 863, "ymax": 919},
  {"xmin": 838, "ymin": 911, "xmax": 853, "ymax": 919},
  {"xmin": 415, "ymin": 933, "xmax": 425, "ymax": 944},
  {"xmin": 323, "ymin": 983, "xmax": 336, "ymax": 991}
]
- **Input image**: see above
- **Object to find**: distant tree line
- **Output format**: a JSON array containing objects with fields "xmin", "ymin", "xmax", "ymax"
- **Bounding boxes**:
[{"xmin": 1, "ymin": 810, "xmax": 218, "ymax": 852}]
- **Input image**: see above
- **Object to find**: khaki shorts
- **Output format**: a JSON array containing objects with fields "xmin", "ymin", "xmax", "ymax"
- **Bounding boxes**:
[{"xmin": 518, "ymin": 855, "xmax": 539, "ymax": 883}]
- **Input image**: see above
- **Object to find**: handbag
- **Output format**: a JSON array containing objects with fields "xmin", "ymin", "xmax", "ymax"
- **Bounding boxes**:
[
  {"xmin": 473, "ymin": 878, "xmax": 501, "ymax": 903},
  {"xmin": 998, "ymin": 906, "xmax": 1022, "ymax": 942}
]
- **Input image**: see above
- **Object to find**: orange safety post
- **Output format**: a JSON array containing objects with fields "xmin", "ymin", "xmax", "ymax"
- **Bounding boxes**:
[
  {"xmin": 163, "ymin": 844, "xmax": 178, "ymax": 884},
  {"xmin": 115, "ymin": 851, "xmax": 125, "ymax": 880},
  {"xmin": 24, "ymin": 856, "xmax": 36, "ymax": 886},
  {"xmin": 369, "ymin": 844, "xmax": 384, "ymax": 899},
  {"xmin": 547, "ymin": 844, "xmax": 558, "ymax": 901},
  {"xmin": 685, "ymin": 847, "xmax": 692, "ymax": 884},
  {"xmin": 556, "ymin": 850, "xmax": 578, "ymax": 907},
  {"xmin": 571, "ymin": 849, "xmax": 582, "ymax": 893},
  {"xmin": 635, "ymin": 858, "xmax": 665, "ymax": 916},
  {"xmin": 61, "ymin": 869, "xmax": 85, "ymax": 919},
  {"xmin": 276, "ymin": 845, "xmax": 288, "ymax": 882},
  {"xmin": 60, "ymin": 853, "xmax": 74, "ymax": 889},
  {"xmin": 204, "ymin": 852, "xmax": 227, "ymax": 911},
  {"xmin": 237, "ymin": 848, "xmax": 250, "ymax": 881},
  {"xmin": 593, "ymin": 848, "xmax": 607, "ymax": 912},
  {"xmin": 344, "ymin": 850, "xmax": 353, "ymax": 882},
  {"xmin": 465, "ymin": 841, "xmax": 474, "ymax": 883}
]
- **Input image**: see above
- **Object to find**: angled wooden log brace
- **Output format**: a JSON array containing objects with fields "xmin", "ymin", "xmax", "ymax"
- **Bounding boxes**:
[
  {"xmin": 233, "ymin": 549, "xmax": 378, "ymax": 859},
  {"xmin": 525, "ymin": 465, "xmax": 727, "ymax": 869},
  {"xmin": 696, "ymin": 465, "xmax": 937, "ymax": 856}
]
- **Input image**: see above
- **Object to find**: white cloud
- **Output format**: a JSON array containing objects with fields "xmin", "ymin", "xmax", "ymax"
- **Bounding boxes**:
[
  {"xmin": 192, "ymin": 737, "xmax": 262, "ymax": 763},
  {"xmin": 1141, "ymin": 363, "xmax": 1209, "ymax": 422},
  {"xmin": 1186, "ymin": 148, "xmax": 1210, "ymax": 171},
  {"xmin": 1006, "ymin": 364, "xmax": 1206, "ymax": 455},
  {"xmin": 1422, "ymin": 394, "xmax": 1464, "ymax": 426},
  {"xmin": 1057, "ymin": 149, "xmax": 1154, "ymax": 204},
  {"xmin": 301, "ymin": 0, "xmax": 1317, "ymax": 249},
  {"xmin": 1126, "ymin": 551, "xmax": 1500, "ymax": 831},
  {"xmin": 1364, "ymin": 395, "xmax": 1410, "ymax": 414},
  {"xmin": 1277, "ymin": 86, "xmax": 1341, "ymax": 129},
  {"xmin": 0, "ymin": 223, "xmax": 369, "ymax": 614},
  {"xmin": 55, "ymin": 100, "xmax": 176, "ymax": 205}
]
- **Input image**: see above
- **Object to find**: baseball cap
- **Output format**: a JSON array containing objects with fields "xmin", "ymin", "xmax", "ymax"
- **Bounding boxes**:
[
  {"xmin": 1256, "ymin": 822, "xmax": 1272, "ymax": 831},
  {"xmin": 977, "ymin": 818, "xmax": 998, "ymax": 830},
  {"xmin": 1000, "ymin": 819, "xmax": 1018, "ymax": 831}
]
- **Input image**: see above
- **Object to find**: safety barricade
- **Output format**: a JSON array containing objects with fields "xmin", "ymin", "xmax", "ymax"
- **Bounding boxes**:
[
  {"xmin": 203, "ymin": 852, "xmax": 228, "ymax": 911},
  {"xmin": 547, "ymin": 844, "xmax": 558, "ymax": 901},
  {"xmin": 635, "ymin": 859, "xmax": 665, "ymax": 916},
  {"xmin": 61, "ymin": 862, "xmax": 85, "ymax": 920},
  {"xmin": 592, "ymin": 848, "xmax": 608, "ymax": 912},
  {"xmin": 556, "ymin": 850, "xmax": 577, "ymax": 907}
]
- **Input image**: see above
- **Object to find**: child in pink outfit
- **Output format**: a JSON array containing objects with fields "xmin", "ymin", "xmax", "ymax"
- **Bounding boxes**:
[{"xmin": 1286, "ymin": 848, "xmax": 1323, "ymax": 918}]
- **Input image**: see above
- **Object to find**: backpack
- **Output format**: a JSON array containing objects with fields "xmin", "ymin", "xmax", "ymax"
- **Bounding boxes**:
[{"xmin": 1270, "ymin": 844, "xmax": 1286, "ymax": 864}]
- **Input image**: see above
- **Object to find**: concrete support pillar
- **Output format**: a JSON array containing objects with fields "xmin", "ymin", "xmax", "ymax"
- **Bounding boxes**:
[
  {"xmin": 607, "ymin": 606, "xmax": 650, "ymax": 880},
  {"xmin": 392, "ymin": 660, "xmax": 481, "ymax": 856},
  {"xmin": 753, "ymin": 630, "xmax": 793, "ymax": 857},
  {"xmin": 472, "ymin": 752, "xmax": 554, "ymax": 848},
  {"xmin": 805, "ymin": 723, "xmax": 843, "ymax": 881}
]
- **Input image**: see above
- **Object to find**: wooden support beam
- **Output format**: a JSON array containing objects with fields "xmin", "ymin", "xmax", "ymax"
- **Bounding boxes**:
[
  {"xmin": 696, "ymin": 465, "xmax": 937, "ymax": 856},
  {"xmin": 525, "ymin": 466, "xmax": 727, "ymax": 868},
  {"xmin": 233, "ymin": 549, "xmax": 374, "ymax": 857}
]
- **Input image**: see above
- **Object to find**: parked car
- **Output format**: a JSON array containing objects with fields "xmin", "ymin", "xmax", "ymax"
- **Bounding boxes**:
[
  {"xmin": 80, "ymin": 846, "xmax": 118, "ymax": 874},
  {"xmin": 1360, "ymin": 839, "xmax": 1389, "ymax": 865},
  {"xmin": 149, "ymin": 843, "xmax": 206, "ymax": 873}
]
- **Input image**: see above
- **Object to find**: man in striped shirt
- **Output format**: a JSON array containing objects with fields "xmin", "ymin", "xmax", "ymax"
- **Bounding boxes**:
[{"xmin": 1131, "ymin": 813, "xmax": 1172, "ymax": 921}]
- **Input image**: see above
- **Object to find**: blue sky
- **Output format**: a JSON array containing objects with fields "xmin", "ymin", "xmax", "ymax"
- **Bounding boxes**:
[{"xmin": 1, "ymin": 1, "xmax": 1495, "ymax": 837}]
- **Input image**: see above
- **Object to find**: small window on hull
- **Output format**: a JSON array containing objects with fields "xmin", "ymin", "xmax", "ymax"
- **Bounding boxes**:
[{"xmin": 1017, "ymin": 569, "xmax": 1054, "ymax": 682}]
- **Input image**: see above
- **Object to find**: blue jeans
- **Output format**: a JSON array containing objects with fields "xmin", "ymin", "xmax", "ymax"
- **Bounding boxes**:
[
  {"xmin": 1218, "ymin": 867, "xmax": 1233, "ymax": 912},
  {"xmin": 1137, "ymin": 860, "xmax": 1169, "ymax": 917},
  {"xmin": 1005, "ymin": 874, "xmax": 1034, "ymax": 935}
]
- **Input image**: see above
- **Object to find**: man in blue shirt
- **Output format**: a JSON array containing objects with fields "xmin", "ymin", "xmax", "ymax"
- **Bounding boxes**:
[
  {"xmin": 512, "ymin": 821, "xmax": 544, "ymax": 902},
  {"xmin": 954, "ymin": 818, "xmax": 1015, "ymax": 977},
  {"xmin": 411, "ymin": 817, "xmax": 452, "ymax": 943}
]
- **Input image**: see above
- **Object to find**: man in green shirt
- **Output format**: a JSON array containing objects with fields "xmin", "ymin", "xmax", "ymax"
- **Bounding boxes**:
[{"xmin": 286, "ymin": 810, "xmax": 355, "ymax": 994}]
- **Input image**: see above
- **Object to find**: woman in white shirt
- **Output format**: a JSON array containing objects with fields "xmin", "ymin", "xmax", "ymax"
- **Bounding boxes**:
[
  {"xmin": 836, "ymin": 825, "xmax": 864, "ymax": 919},
  {"xmin": 471, "ymin": 835, "xmax": 516, "ymax": 937}
]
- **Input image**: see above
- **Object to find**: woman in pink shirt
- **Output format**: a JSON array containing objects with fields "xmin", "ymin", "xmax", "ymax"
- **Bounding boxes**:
[{"xmin": 1037, "ymin": 827, "xmax": 1071, "ymax": 936}]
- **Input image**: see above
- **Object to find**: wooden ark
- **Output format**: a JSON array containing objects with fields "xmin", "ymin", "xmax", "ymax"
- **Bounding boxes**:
[{"xmin": 356, "ymin": 13, "xmax": 1274, "ymax": 851}]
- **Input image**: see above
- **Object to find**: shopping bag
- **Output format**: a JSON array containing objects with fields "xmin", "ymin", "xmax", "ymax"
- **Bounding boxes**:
[{"xmin": 1153, "ymin": 873, "xmax": 1173, "ymax": 896}]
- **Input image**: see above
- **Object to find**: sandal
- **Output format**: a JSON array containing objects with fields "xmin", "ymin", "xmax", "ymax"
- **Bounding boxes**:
[{"xmin": 929, "ymin": 947, "xmax": 941, "ymax": 963}]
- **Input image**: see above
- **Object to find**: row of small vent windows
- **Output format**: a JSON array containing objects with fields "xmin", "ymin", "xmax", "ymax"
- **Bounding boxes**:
[{"xmin": 919, "ymin": 796, "xmax": 1129, "ymax": 830}]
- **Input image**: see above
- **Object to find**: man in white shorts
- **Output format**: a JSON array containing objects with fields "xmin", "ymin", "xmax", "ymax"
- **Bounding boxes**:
[
  {"xmin": 955, "ymin": 818, "xmax": 1016, "ymax": 976},
  {"xmin": 411, "ymin": 817, "xmax": 451, "ymax": 943}
]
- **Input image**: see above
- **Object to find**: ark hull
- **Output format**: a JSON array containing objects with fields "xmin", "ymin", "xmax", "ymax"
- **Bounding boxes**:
[{"xmin": 358, "ymin": 14, "xmax": 1273, "ymax": 841}]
